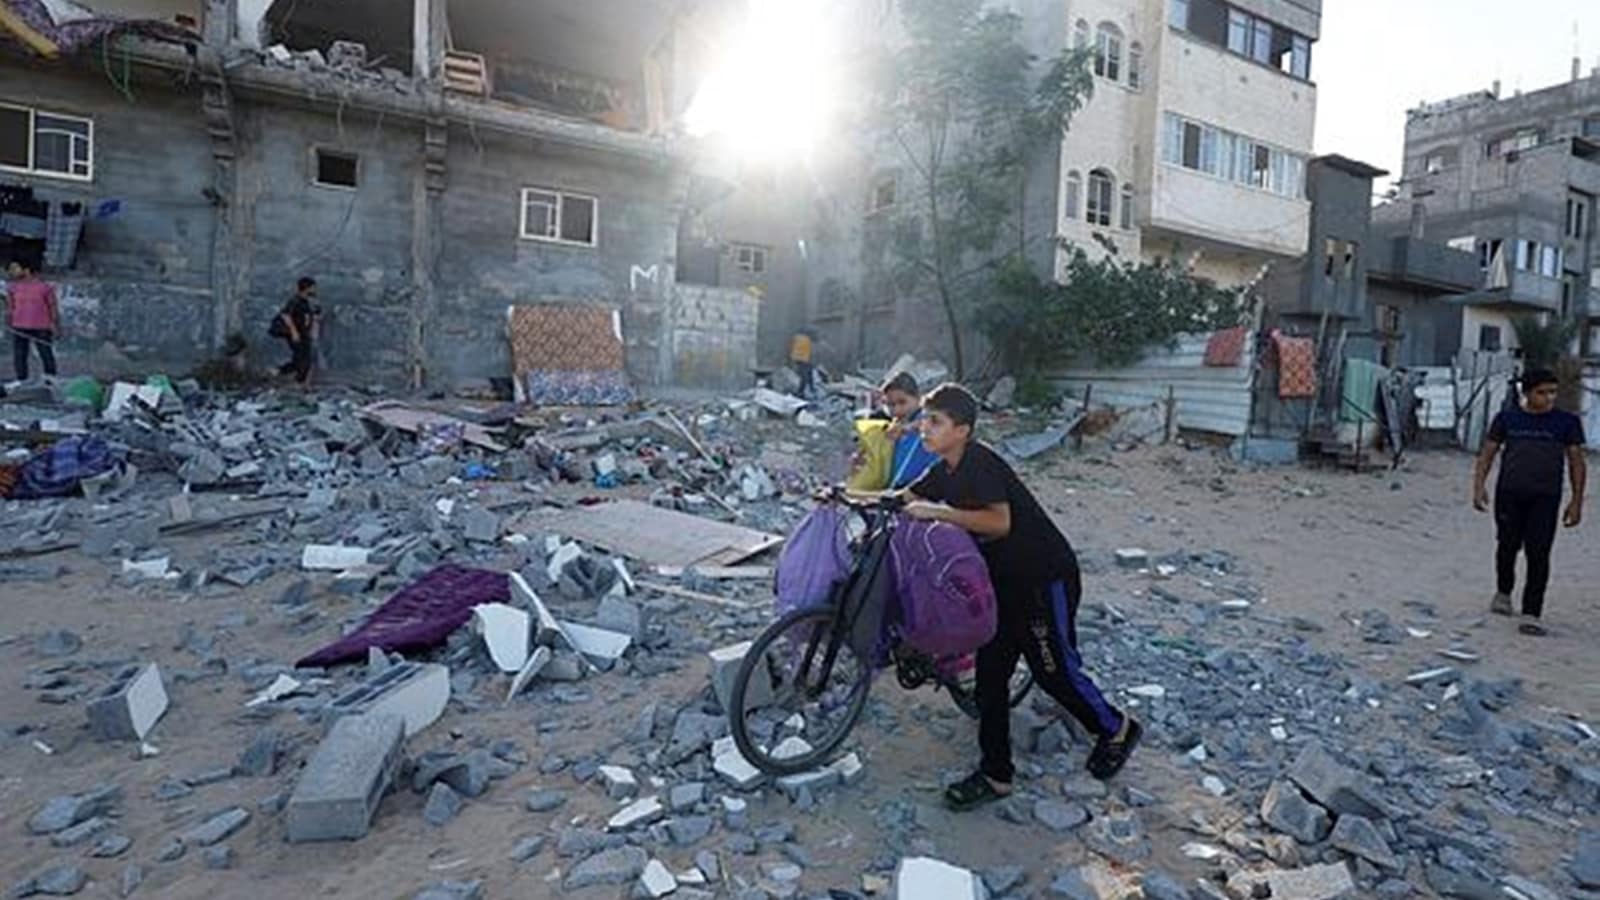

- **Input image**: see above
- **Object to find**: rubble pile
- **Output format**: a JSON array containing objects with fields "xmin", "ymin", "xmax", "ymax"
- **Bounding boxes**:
[{"xmin": 1, "ymin": 374, "xmax": 1594, "ymax": 900}]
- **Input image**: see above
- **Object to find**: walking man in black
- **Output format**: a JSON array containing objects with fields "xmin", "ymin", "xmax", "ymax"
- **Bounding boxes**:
[
  {"xmin": 1472, "ymin": 368, "xmax": 1587, "ymax": 636},
  {"xmin": 275, "ymin": 277, "xmax": 320, "ymax": 387}
]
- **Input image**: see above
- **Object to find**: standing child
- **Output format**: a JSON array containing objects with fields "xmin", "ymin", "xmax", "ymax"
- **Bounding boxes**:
[
  {"xmin": 1472, "ymin": 368, "xmax": 1586, "ymax": 636},
  {"xmin": 789, "ymin": 329, "xmax": 816, "ymax": 399},
  {"xmin": 6, "ymin": 260, "xmax": 59, "ymax": 381},
  {"xmin": 880, "ymin": 371, "xmax": 940, "ymax": 489},
  {"xmin": 904, "ymin": 383, "xmax": 1140, "ymax": 808}
]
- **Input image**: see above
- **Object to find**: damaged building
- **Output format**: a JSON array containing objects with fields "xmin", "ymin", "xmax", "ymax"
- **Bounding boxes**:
[{"xmin": 0, "ymin": 0, "xmax": 765, "ymax": 390}]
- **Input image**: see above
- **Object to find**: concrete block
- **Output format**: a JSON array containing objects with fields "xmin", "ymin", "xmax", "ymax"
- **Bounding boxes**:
[
  {"xmin": 641, "ymin": 859, "xmax": 677, "ymax": 898},
  {"xmin": 598, "ymin": 766, "xmax": 638, "ymax": 800},
  {"xmin": 712, "ymin": 747, "xmax": 765, "ymax": 791},
  {"xmin": 180, "ymin": 807, "xmax": 250, "ymax": 847},
  {"xmin": 324, "ymin": 662, "xmax": 449, "ymax": 738},
  {"xmin": 895, "ymin": 856, "xmax": 989, "ymax": 900},
  {"xmin": 286, "ymin": 713, "xmax": 406, "ymax": 843},
  {"xmin": 1328, "ymin": 814, "xmax": 1399, "ymax": 871},
  {"xmin": 1114, "ymin": 548, "xmax": 1149, "ymax": 569},
  {"xmin": 709, "ymin": 641, "xmax": 774, "ymax": 712},
  {"xmin": 1261, "ymin": 780, "xmax": 1331, "ymax": 845},
  {"xmin": 472, "ymin": 603, "xmax": 530, "ymax": 672},
  {"xmin": 301, "ymin": 544, "xmax": 372, "ymax": 571},
  {"xmin": 1224, "ymin": 862, "xmax": 1355, "ymax": 900},
  {"xmin": 86, "ymin": 663, "xmax": 167, "ymax": 741},
  {"xmin": 1287, "ymin": 743, "xmax": 1387, "ymax": 820},
  {"xmin": 606, "ymin": 795, "xmax": 664, "ymax": 831}
]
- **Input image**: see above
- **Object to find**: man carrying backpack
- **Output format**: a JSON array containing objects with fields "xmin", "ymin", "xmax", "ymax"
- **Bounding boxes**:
[{"xmin": 272, "ymin": 277, "xmax": 320, "ymax": 387}]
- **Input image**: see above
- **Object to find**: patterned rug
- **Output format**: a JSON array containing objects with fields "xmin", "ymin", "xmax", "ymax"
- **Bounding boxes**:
[{"xmin": 506, "ymin": 304, "xmax": 633, "ymax": 406}]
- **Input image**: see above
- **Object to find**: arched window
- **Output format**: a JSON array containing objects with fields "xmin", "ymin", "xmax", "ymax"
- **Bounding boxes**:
[
  {"xmin": 1095, "ymin": 23, "xmax": 1123, "ymax": 81},
  {"xmin": 1087, "ymin": 169, "xmax": 1113, "ymax": 226},
  {"xmin": 1063, "ymin": 170, "xmax": 1082, "ymax": 221},
  {"xmin": 1127, "ymin": 42, "xmax": 1143, "ymax": 89},
  {"xmin": 1120, "ymin": 182, "xmax": 1134, "ymax": 229},
  {"xmin": 1073, "ymin": 19, "xmax": 1090, "ymax": 51}
]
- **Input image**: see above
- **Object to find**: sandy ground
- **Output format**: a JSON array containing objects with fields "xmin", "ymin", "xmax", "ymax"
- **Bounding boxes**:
[{"xmin": 0, "ymin": 443, "xmax": 1595, "ymax": 899}]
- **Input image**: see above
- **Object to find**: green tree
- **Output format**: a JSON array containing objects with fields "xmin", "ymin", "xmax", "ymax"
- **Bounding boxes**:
[
  {"xmin": 976, "ymin": 249, "xmax": 1251, "ymax": 373},
  {"xmin": 871, "ymin": 0, "xmax": 1093, "ymax": 378}
]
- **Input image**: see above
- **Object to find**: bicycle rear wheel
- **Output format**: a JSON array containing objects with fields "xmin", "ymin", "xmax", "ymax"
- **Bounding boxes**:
[
  {"xmin": 728, "ymin": 606, "xmax": 873, "ymax": 776},
  {"xmin": 946, "ymin": 660, "xmax": 1035, "ymax": 720}
]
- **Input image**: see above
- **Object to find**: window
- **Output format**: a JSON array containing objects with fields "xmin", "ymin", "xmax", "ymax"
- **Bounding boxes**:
[
  {"xmin": 1289, "ymin": 35, "xmax": 1310, "ymax": 79},
  {"xmin": 313, "ymin": 148, "xmax": 359, "ymax": 189},
  {"xmin": 1514, "ymin": 239, "xmax": 1532, "ymax": 272},
  {"xmin": 1344, "ymin": 241, "xmax": 1359, "ymax": 279},
  {"xmin": 1478, "ymin": 238, "xmax": 1503, "ymax": 272},
  {"xmin": 1063, "ymin": 170, "xmax": 1081, "ymax": 221},
  {"xmin": 1119, "ymin": 183, "xmax": 1134, "ymax": 229},
  {"xmin": 1226, "ymin": 9, "xmax": 1248, "ymax": 54},
  {"xmin": 1161, "ymin": 112, "xmax": 1306, "ymax": 198},
  {"xmin": 731, "ymin": 243, "xmax": 767, "ymax": 274},
  {"xmin": 0, "ymin": 104, "xmax": 92, "ymax": 180},
  {"xmin": 1094, "ymin": 24, "xmax": 1122, "ymax": 81},
  {"xmin": 1324, "ymin": 238, "xmax": 1342, "ymax": 278},
  {"xmin": 520, "ymin": 187, "xmax": 597, "ymax": 245},
  {"xmin": 1561, "ymin": 277, "xmax": 1576, "ymax": 319},
  {"xmin": 1586, "ymin": 117, "xmax": 1600, "ymax": 138},
  {"xmin": 1251, "ymin": 17, "xmax": 1272, "ymax": 63},
  {"xmin": 1479, "ymin": 325, "xmax": 1502, "ymax": 353},
  {"xmin": 1487, "ymin": 128, "xmax": 1542, "ymax": 157},
  {"xmin": 1128, "ymin": 43, "xmax": 1143, "ymax": 89},
  {"xmin": 1168, "ymin": 0, "xmax": 1188, "ymax": 28},
  {"xmin": 1074, "ymin": 19, "xmax": 1090, "ymax": 50},
  {"xmin": 1086, "ymin": 169, "xmax": 1113, "ymax": 226},
  {"xmin": 1539, "ymin": 245, "xmax": 1560, "ymax": 279},
  {"xmin": 869, "ymin": 174, "xmax": 897, "ymax": 213},
  {"xmin": 1423, "ymin": 146, "xmax": 1457, "ymax": 174},
  {"xmin": 1568, "ymin": 196, "xmax": 1589, "ymax": 239}
]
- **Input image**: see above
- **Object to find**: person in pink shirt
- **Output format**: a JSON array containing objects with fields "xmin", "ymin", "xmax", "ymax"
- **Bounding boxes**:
[{"xmin": 6, "ymin": 261, "xmax": 59, "ymax": 381}]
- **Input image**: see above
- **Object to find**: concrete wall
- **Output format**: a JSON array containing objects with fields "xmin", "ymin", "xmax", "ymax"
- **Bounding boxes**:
[
  {"xmin": 0, "ymin": 63, "xmax": 218, "ymax": 371},
  {"xmin": 433, "ymin": 130, "xmax": 682, "ymax": 386},
  {"xmin": 671, "ymin": 283, "xmax": 758, "ymax": 388}
]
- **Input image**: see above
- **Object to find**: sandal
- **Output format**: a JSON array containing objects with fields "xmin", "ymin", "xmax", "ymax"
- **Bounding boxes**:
[
  {"xmin": 1087, "ymin": 716, "xmax": 1144, "ymax": 781},
  {"xmin": 944, "ymin": 771, "xmax": 1009, "ymax": 811}
]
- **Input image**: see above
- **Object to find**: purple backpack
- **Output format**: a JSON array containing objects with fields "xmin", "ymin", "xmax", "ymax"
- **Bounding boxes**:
[
  {"xmin": 775, "ymin": 505, "xmax": 850, "ymax": 617},
  {"xmin": 889, "ymin": 519, "xmax": 997, "ymax": 657}
]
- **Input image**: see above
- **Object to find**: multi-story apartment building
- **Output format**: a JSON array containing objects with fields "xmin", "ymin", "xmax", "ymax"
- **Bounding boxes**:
[
  {"xmin": 1055, "ymin": 0, "xmax": 1319, "ymax": 286},
  {"xmin": 1372, "ymin": 64, "xmax": 1600, "ymax": 358}
]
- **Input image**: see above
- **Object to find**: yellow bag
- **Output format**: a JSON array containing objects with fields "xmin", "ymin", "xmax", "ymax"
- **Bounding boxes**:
[{"xmin": 847, "ymin": 419, "xmax": 894, "ymax": 492}]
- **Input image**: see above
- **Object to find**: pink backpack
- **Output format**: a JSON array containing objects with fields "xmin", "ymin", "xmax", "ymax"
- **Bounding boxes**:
[{"xmin": 889, "ymin": 519, "xmax": 997, "ymax": 657}]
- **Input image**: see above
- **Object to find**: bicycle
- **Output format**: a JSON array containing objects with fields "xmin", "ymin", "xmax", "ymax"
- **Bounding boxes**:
[{"xmin": 727, "ymin": 490, "xmax": 1034, "ymax": 776}]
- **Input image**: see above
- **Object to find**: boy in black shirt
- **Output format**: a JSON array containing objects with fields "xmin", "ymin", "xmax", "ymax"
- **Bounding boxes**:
[
  {"xmin": 276, "ymin": 276, "xmax": 321, "ymax": 386},
  {"xmin": 1472, "ymin": 368, "xmax": 1587, "ymax": 636},
  {"xmin": 904, "ymin": 383, "xmax": 1140, "ymax": 808}
]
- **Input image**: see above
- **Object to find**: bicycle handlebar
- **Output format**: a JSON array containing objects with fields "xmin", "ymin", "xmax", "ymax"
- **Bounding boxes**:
[{"xmin": 815, "ymin": 485, "xmax": 907, "ymax": 512}]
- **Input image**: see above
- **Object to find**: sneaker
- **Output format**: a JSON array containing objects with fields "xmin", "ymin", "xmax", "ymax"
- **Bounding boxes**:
[
  {"xmin": 1490, "ymin": 593, "xmax": 1512, "ymax": 616},
  {"xmin": 1518, "ymin": 615, "xmax": 1548, "ymax": 637},
  {"xmin": 1087, "ymin": 716, "xmax": 1143, "ymax": 780}
]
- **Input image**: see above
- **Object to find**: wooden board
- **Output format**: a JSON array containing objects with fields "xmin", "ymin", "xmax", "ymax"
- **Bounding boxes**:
[
  {"xmin": 358, "ymin": 400, "xmax": 507, "ymax": 452},
  {"xmin": 536, "ymin": 500, "xmax": 782, "ymax": 569}
]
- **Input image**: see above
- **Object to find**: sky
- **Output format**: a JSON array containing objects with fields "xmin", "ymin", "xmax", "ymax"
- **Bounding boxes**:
[{"xmin": 1315, "ymin": 0, "xmax": 1600, "ymax": 194}]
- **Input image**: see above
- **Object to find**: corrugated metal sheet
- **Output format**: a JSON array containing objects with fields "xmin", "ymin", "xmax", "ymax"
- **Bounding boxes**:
[{"xmin": 1046, "ymin": 333, "xmax": 1255, "ymax": 437}]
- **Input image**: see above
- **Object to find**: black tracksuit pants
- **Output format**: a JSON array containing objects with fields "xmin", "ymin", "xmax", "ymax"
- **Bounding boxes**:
[
  {"xmin": 1495, "ymin": 488, "xmax": 1561, "ymax": 618},
  {"xmin": 976, "ymin": 563, "xmax": 1123, "ymax": 783}
]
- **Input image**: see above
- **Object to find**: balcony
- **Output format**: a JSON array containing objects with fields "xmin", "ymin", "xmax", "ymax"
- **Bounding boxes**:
[
  {"xmin": 1369, "ymin": 236, "xmax": 1479, "ymax": 292},
  {"xmin": 1456, "ymin": 269, "xmax": 1563, "ymax": 314}
]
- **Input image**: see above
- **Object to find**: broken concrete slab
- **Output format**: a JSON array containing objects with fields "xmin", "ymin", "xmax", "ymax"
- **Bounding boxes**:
[
  {"xmin": 598, "ymin": 766, "xmax": 638, "ymax": 800},
  {"xmin": 179, "ymin": 807, "xmax": 250, "ymax": 847},
  {"xmin": 894, "ymin": 856, "xmax": 987, "ymax": 900},
  {"xmin": 1261, "ymin": 780, "xmax": 1332, "ymax": 845},
  {"xmin": 324, "ymin": 662, "xmax": 449, "ymax": 738},
  {"xmin": 564, "ymin": 846, "xmax": 648, "ymax": 891},
  {"xmin": 471, "ymin": 603, "xmax": 530, "ymax": 672},
  {"xmin": 301, "ymin": 545, "xmax": 372, "ymax": 571},
  {"xmin": 561, "ymin": 621, "xmax": 631, "ymax": 666},
  {"xmin": 1224, "ymin": 862, "xmax": 1355, "ymax": 900},
  {"xmin": 606, "ymin": 796, "xmax": 664, "ymax": 831},
  {"xmin": 505, "ymin": 646, "xmax": 551, "ymax": 702},
  {"xmin": 1286, "ymin": 743, "xmax": 1388, "ymax": 820},
  {"xmin": 1328, "ymin": 814, "xmax": 1399, "ymax": 871},
  {"xmin": 423, "ymin": 783, "xmax": 464, "ymax": 827},
  {"xmin": 286, "ymin": 713, "xmax": 406, "ymax": 843},
  {"xmin": 640, "ymin": 859, "xmax": 677, "ymax": 898},
  {"xmin": 85, "ymin": 663, "xmax": 167, "ymax": 742}
]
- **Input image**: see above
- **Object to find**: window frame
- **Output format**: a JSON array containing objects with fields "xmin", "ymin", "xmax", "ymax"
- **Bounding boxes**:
[
  {"xmin": 311, "ymin": 146, "xmax": 360, "ymax": 190},
  {"xmin": 0, "ymin": 103, "xmax": 94, "ymax": 182},
  {"xmin": 730, "ymin": 242, "xmax": 768, "ymax": 275},
  {"xmin": 1094, "ymin": 23, "xmax": 1123, "ymax": 81},
  {"xmin": 1128, "ymin": 42, "xmax": 1143, "ymax": 89},
  {"xmin": 1119, "ymin": 182, "xmax": 1134, "ymax": 230},
  {"xmin": 518, "ymin": 186, "xmax": 599, "ymax": 247},
  {"xmin": 1567, "ymin": 196, "xmax": 1589, "ymax": 240},
  {"xmin": 1086, "ymin": 169, "xmax": 1114, "ymax": 227},
  {"xmin": 1160, "ymin": 111, "xmax": 1306, "ymax": 199},
  {"xmin": 1063, "ymin": 169, "xmax": 1082, "ymax": 222}
]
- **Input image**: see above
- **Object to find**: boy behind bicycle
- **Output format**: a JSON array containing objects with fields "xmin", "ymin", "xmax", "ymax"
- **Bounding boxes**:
[{"xmin": 903, "ymin": 383, "xmax": 1140, "ymax": 809}]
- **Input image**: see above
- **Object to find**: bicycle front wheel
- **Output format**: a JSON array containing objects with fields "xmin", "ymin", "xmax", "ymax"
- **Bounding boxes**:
[{"xmin": 728, "ymin": 606, "xmax": 873, "ymax": 776}]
